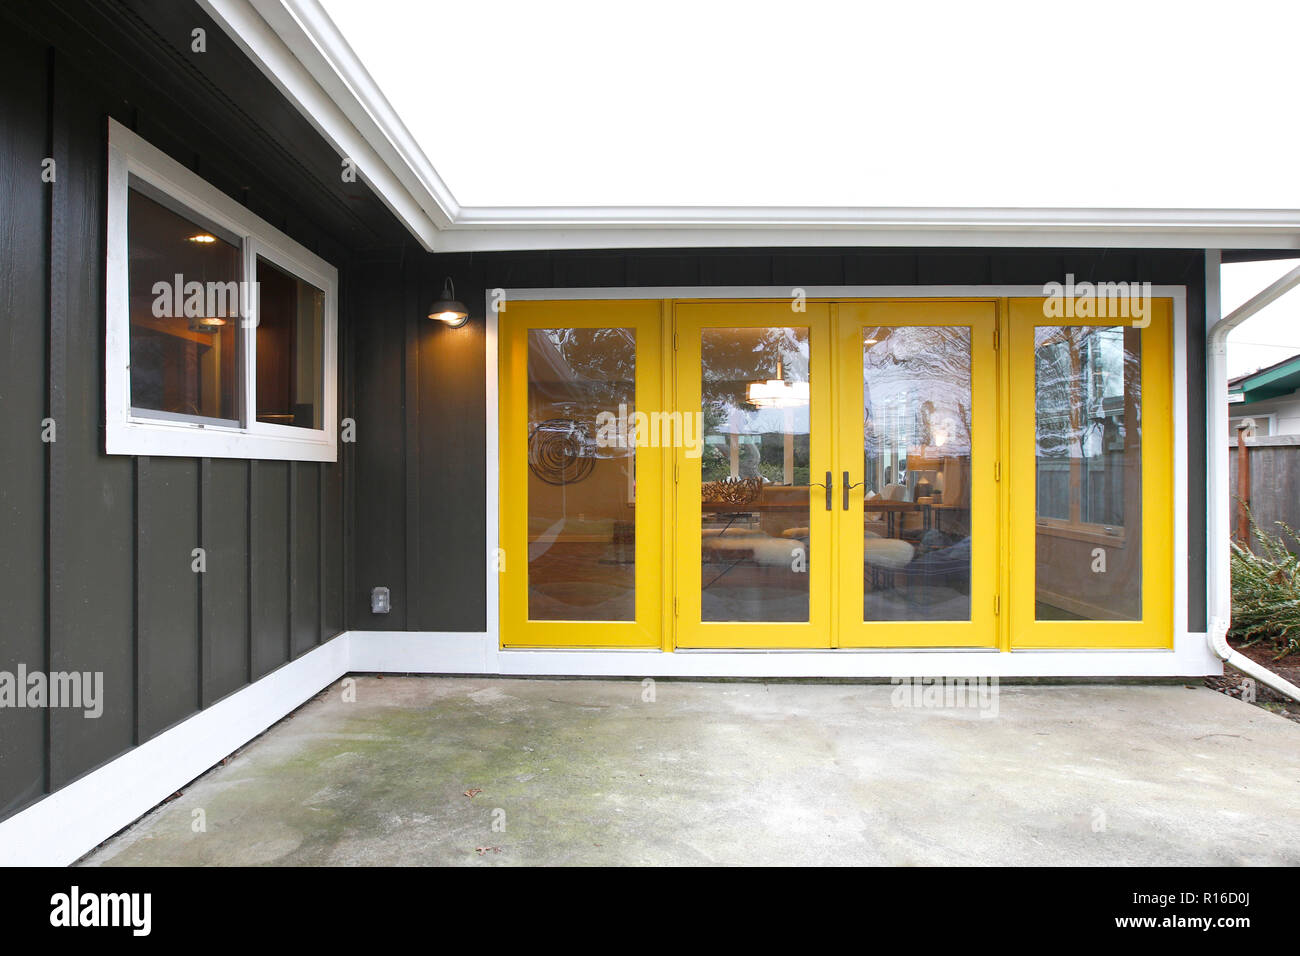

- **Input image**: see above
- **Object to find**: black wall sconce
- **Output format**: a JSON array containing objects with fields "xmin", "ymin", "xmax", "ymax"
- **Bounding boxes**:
[{"xmin": 428, "ymin": 276, "xmax": 469, "ymax": 328}]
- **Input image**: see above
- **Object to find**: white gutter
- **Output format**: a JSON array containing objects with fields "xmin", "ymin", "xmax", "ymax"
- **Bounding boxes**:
[{"xmin": 1205, "ymin": 251, "xmax": 1300, "ymax": 702}]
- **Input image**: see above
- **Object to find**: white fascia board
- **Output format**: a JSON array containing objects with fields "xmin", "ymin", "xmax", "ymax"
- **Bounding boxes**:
[
  {"xmin": 197, "ymin": 0, "xmax": 444, "ymax": 250},
  {"xmin": 203, "ymin": 0, "xmax": 1300, "ymax": 254},
  {"xmin": 435, "ymin": 223, "xmax": 1300, "ymax": 253}
]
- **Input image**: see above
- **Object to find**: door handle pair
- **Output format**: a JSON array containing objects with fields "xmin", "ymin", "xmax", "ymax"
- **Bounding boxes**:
[{"xmin": 810, "ymin": 472, "xmax": 864, "ymax": 511}]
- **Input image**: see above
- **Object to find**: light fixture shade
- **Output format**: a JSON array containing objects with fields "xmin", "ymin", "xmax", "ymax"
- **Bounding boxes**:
[
  {"xmin": 746, "ymin": 378, "xmax": 810, "ymax": 408},
  {"xmin": 428, "ymin": 276, "xmax": 469, "ymax": 328}
]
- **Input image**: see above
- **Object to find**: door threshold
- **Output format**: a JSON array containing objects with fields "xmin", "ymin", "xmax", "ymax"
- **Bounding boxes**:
[{"xmin": 673, "ymin": 646, "xmax": 1001, "ymax": 654}]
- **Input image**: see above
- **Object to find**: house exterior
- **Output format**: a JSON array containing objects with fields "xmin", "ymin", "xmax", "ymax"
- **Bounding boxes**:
[
  {"xmin": 1229, "ymin": 354, "xmax": 1300, "ymax": 436},
  {"xmin": 2, "ymin": 0, "xmax": 1298, "ymax": 865}
]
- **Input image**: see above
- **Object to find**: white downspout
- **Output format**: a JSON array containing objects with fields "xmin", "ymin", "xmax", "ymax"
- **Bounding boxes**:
[{"xmin": 1205, "ymin": 250, "xmax": 1300, "ymax": 702}]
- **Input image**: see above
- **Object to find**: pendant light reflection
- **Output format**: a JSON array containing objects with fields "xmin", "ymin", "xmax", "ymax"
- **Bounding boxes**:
[
  {"xmin": 428, "ymin": 277, "xmax": 469, "ymax": 328},
  {"xmin": 746, "ymin": 356, "xmax": 809, "ymax": 409}
]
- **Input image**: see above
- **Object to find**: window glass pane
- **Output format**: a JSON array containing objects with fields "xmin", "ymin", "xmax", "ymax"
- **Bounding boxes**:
[
  {"xmin": 1034, "ymin": 326, "xmax": 1142, "ymax": 621},
  {"xmin": 700, "ymin": 327, "xmax": 810, "ymax": 622},
  {"xmin": 861, "ymin": 327, "xmax": 972, "ymax": 622},
  {"xmin": 127, "ymin": 187, "xmax": 239, "ymax": 422},
  {"xmin": 526, "ymin": 328, "xmax": 636, "ymax": 621},
  {"xmin": 256, "ymin": 257, "xmax": 324, "ymax": 429}
]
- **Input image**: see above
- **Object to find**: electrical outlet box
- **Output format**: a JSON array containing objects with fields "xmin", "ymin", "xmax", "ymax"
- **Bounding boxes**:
[{"xmin": 370, "ymin": 586, "xmax": 391, "ymax": 615}]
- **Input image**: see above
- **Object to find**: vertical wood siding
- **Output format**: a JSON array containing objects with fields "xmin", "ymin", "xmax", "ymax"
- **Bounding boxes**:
[{"xmin": 0, "ymin": 5, "xmax": 365, "ymax": 823}]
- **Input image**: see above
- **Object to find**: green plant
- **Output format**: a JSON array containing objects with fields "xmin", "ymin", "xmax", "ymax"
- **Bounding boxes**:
[{"xmin": 1230, "ymin": 512, "xmax": 1300, "ymax": 659}]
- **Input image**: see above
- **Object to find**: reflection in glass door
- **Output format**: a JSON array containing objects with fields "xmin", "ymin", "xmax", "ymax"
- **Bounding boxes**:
[
  {"xmin": 837, "ymin": 302, "xmax": 998, "ymax": 647},
  {"xmin": 1033, "ymin": 325, "xmax": 1142, "ymax": 621},
  {"xmin": 675, "ymin": 303, "xmax": 833, "ymax": 647},
  {"xmin": 499, "ymin": 300, "xmax": 664, "ymax": 647},
  {"xmin": 700, "ymin": 326, "xmax": 811, "ymax": 623}
]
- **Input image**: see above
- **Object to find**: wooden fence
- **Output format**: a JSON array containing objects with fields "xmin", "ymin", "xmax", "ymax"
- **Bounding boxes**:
[{"xmin": 1228, "ymin": 434, "xmax": 1300, "ymax": 555}]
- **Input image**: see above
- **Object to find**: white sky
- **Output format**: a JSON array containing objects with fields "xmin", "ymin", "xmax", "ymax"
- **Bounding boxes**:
[
  {"xmin": 318, "ymin": 1, "xmax": 1300, "ymax": 376},
  {"xmin": 1222, "ymin": 260, "xmax": 1300, "ymax": 379},
  {"xmin": 321, "ymin": 0, "xmax": 1300, "ymax": 208}
]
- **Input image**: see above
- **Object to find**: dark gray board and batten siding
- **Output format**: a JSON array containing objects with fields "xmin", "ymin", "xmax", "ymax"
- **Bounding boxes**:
[{"xmin": 0, "ymin": 0, "xmax": 416, "ymax": 824}]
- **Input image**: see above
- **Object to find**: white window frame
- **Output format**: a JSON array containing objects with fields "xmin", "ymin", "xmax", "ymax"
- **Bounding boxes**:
[{"xmin": 105, "ymin": 118, "xmax": 338, "ymax": 462}]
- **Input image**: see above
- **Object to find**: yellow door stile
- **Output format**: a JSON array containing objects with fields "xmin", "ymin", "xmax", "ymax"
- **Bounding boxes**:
[
  {"xmin": 829, "ymin": 302, "xmax": 841, "ymax": 649},
  {"xmin": 997, "ymin": 298, "xmax": 1012, "ymax": 652},
  {"xmin": 661, "ymin": 299, "xmax": 677, "ymax": 653}
]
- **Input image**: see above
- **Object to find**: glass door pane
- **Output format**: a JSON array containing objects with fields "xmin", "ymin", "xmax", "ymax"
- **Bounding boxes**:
[
  {"xmin": 526, "ymin": 327, "xmax": 636, "ymax": 622},
  {"xmin": 700, "ymin": 326, "xmax": 811, "ymax": 622},
  {"xmin": 860, "ymin": 326, "xmax": 973, "ymax": 622},
  {"xmin": 1033, "ymin": 325, "xmax": 1142, "ymax": 621}
]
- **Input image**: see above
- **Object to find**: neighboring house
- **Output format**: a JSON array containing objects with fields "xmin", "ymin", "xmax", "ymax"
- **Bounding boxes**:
[
  {"xmin": 1229, "ymin": 353, "xmax": 1300, "ymax": 436},
  {"xmin": 1227, "ymin": 353, "xmax": 1300, "ymax": 557},
  {"xmin": 0, "ymin": 0, "xmax": 1295, "ymax": 863}
]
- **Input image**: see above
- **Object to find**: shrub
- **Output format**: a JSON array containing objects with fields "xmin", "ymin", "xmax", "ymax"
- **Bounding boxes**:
[{"xmin": 1230, "ymin": 515, "xmax": 1300, "ymax": 659}]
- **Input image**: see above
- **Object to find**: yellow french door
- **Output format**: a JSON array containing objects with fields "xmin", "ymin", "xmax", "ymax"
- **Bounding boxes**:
[
  {"xmin": 1006, "ymin": 297, "xmax": 1174, "ymax": 648},
  {"xmin": 835, "ymin": 301, "xmax": 1000, "ymax": 647},
  {"xmin": 498, "ymin": 300, "xmax": 665, "ymax": 647},
  {"xmin": 498, "ymin": 296, "xmax": 1175, "ymax": 652},
  {"xmin": 673, "ymin": 302, "xmax": 834, "ymax": 647}
]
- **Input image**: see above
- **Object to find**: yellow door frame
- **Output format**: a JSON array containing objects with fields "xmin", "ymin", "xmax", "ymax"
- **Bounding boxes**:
[
  {"xmin": 835, "ymin": 300, "xmax": 1000, "ymax": 647},
  {"xmin": 1006, "ymin": 297, "xmax": 1174, "ymax": 649},
  {"xmin": 498, "ymin": 299, "xmax": 664, "ymax": 647},
  {"xmin": 673, "ymin": 301, "xmax": 834, "ymax": 648}
]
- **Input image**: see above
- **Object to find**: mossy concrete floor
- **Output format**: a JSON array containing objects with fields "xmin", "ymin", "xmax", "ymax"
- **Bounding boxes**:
[{"xmin": 81, "ymin": 677, "xmax": 1300, "ymax": 866}]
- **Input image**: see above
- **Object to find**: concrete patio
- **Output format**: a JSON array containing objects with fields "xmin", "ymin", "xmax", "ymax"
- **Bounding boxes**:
[{"xmin": 80, "ymin": 676, "xmax": 1300, "ymax": 866}]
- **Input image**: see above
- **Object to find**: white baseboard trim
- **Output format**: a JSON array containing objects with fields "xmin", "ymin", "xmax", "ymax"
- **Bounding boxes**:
[
  {"xmin": 0, "ymin": 627, "xmax": 1222, "ymax": 865},
  {"xmin": 348, "ymin": 630, "xmax": 493, "ymax": 674},
  {"xmin": 0, "ymin": 634, "xmax": 351, "ymax": 867},
  {"xmin": 348, "ymin": 630, "xmax": 1223, "ymax": 679}
]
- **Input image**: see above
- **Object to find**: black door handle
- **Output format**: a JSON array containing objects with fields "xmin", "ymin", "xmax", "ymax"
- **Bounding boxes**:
[
  {"xmin": 809, "ymin": 470, "xmax": 833, "ymax": 511},
  {"xmin": 843, "ymin": 470, "xmax": 864, "ymax": 510}
]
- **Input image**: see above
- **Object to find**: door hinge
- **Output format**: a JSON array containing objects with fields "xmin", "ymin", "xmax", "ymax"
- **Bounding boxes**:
[
  {"xmin": 674, "ymin": 463, "xmax": 679, "ymax": 484},
  {"xmin": 993, "ymin": 327, "xmax": 1000, "ymax": 350},
  {"xmin": 674, "ymin": 597, "xmax": 679, "ymax": 617},
  {"xmin": 673, "ymin": 332, "xmax": 679, "ymax": 351},
  {"xmin": 994, "ymin": 461, "xmax": 1001, "ymax": 482},
  {"xmin": 994, "ymin": 595, "xmax": 1000, "ymax": 615}
]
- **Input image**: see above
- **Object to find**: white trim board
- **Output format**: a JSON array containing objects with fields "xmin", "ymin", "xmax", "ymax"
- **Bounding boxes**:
[
  {"xmin": 105, "ymin": 119, "xmax": 339, "ymax": 462},
  {"xmin": 198, "ymin": 0, "xmax": 1300, "ymax": 253},
  {"xmin": 348, "ymin": 631, "xmax": 1220, "ymax": 680}
]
